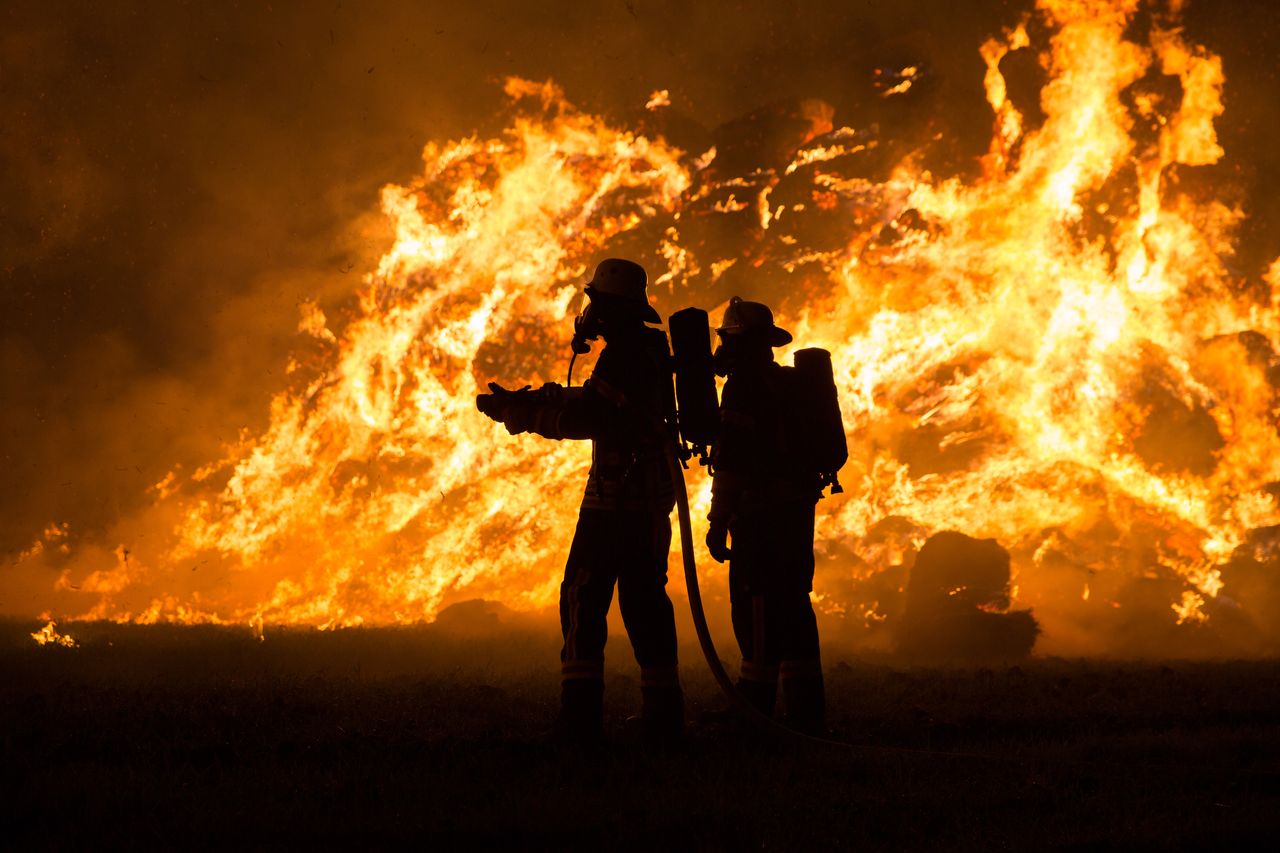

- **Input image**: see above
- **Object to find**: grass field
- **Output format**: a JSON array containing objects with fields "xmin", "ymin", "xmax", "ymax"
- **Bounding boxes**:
[{"xmin": 4, "ymin": 620, "xmax": 1280, "ymax": 850}]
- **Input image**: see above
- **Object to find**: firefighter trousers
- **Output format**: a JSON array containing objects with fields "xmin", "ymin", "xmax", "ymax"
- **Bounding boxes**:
[
  {"xmin": 559, "ymin": 508, "xmax": 680, "ymax": 693},
  {"xmin": 728, "ymin": 500, "xmax": 824, "ymax": 728}
]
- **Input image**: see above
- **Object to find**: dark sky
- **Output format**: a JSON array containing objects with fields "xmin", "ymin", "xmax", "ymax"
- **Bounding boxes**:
[{"xmin": 2, "ymin": 0, "xmax": 1278, "ymax": 556}]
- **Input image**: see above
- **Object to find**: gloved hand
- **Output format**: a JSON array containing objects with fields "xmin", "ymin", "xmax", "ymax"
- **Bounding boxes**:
[
  {"xmin": 501, "ymin": 404, "xmax": 534, "ymax": 435},
  {"xmin": 476, "ymin": 382, "xmax": 534, "ymax": 434},
  {"xmin": 476, "ymin": 382, "xmax": 514, "ymax": 422},
  {"xmin": 706, "ymin": 519, "xmax": 731, "ymax": 563},
  {"xmin": 475, "ymin": 394, "xmax": 503, "ymax": 422}
]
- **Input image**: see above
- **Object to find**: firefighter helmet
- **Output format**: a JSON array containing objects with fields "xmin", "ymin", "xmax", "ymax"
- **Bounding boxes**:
[
  {"xmin": 716, "ymin": 296, "xmax": 792, "ymax": 347},
  {"xmin": 584, "ymin": 258, "xmax": 661, "ymax": 324}
]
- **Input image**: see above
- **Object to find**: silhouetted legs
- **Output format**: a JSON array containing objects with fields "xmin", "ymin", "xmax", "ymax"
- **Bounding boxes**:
[
  {"xmin": 728, "ymin": 501, "xmax": 825, "ymax": 733},
  {"xmin": 559, "ymin": 509, "xmax": 682, "ymax": 741}
]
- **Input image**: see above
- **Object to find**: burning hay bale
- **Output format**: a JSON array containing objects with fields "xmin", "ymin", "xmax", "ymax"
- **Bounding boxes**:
[
  {"xmin": 898, "ymin": 531, "xmax": 1038, "ymax": 662},
  {"xmin": 430, "ymin": 599, "xmax": 545, "ymax": 638}
]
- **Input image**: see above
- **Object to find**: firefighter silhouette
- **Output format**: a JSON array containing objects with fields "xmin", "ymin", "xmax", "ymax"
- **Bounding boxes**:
[
  {"xmin": 707, "ymin": 297, "xmax": 837, "ymax": 735},
  {"xmin": 476, "ymin": 259, "xmax": 682, "ymax": 743}
]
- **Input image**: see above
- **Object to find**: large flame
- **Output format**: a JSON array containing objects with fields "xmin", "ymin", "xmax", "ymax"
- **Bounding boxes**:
[{"xmin": 15, "ymin": 0, "xmax": 1280, "ymax": 652}]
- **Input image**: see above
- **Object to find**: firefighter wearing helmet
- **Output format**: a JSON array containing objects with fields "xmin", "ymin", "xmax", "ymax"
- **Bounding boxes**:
[
  {"xmin": 707, "ymin": 296, "xmax": 827, "ymax": 734},
  {"xmin": 476, "ymin": 258, "xmax": 683, "ymax": 744}
]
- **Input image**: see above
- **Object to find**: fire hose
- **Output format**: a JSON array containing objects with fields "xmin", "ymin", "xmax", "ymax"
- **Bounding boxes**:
[
  {"xmin": 583, "ymin": 377, "xmax": 1279, "ymax": 772},
  {"xmin": 534, "ymin": 340, "xmax": 1234, "ymax": 764},
  {"xmin": 663, "ymin": 441, "xmax": 759, "ymax": 723},
  {"xmin": 661, "ymin": 437, "xmax": 834, "ymax": 743},
  {"xmin": 482, "ymin": 383, "xmax": 1271, "ymax": 771},
  {"xmin": 663, "ymin": 439, "xmax": 1275, "ymax": 779},
  {"xmin": 565, "ymin": 341, "xmax": 826, "ymax": 740}
]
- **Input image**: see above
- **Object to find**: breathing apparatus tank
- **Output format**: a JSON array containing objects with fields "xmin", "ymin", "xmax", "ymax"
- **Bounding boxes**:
[
  {"xmin": 790, "ymin": 347, "xmax": 847, "ymax": 495},
  {"xmin": 667, "ymin": 307, "xmax": 720, "ymax": 462}
]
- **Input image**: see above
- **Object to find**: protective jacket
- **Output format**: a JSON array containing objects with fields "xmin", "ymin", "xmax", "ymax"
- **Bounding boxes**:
[
  {"xmin": 517, "ymin": 323, "xmax": 683, "ymax": 740},
  {"xmin": 709, "ymin": 355, "xmax": 825, "ymax": 733},
  {"xmin": 528, "ymin": 326, "xmax": 677, "ymax": 512},
  {"xmin": 709, "ymin": 360, "xmax": 821, "ymax": 526}
]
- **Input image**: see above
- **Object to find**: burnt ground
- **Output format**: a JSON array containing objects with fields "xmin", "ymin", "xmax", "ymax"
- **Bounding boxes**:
[{"xmin": 3, "ymin": 622, "xmax": 1280, "ymax": 850}]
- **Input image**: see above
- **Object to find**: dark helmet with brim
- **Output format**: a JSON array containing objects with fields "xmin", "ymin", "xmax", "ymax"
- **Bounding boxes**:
[
  {"xmin": 584, "ymin": 258, "xmax": 661, "ymax": 324},
  {"xmin": 716, "ymin": 296, "xmax": 792, "ymax": 347}
]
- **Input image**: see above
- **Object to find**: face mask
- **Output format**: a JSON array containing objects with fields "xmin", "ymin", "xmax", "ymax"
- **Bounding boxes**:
[
  {"xmin": 712, "ymin": 342, "xmax": 733, "ymax": 377},
  {"xmin": 571, "ymin": 299, "xmax": 604, "ymax": 355},
  {"xmin": 714, "ymin": 334, "xmax": 769, "ymax": 375}
]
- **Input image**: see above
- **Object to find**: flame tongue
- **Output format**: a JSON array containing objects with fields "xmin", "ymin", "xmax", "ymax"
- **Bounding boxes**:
[
  {"xmin": 31, "ymin": 621, "xmax": 76, "ymax": 648},
  {"xmin": 813, "ymin": 0, "xmax": 1274, "ymax": 632},
  {"xmin": 23, "ymin": 1, "xmax": 1280, "ymax": 646},
  {"xmin": 155, "ymin": 79, "xmax": 692, "ymax": 627}
]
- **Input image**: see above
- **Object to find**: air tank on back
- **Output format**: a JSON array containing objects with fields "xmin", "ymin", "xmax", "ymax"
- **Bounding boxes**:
[
  {"xmin": 792, "ymin": 347, "xmax": 847, "ymax": 494},
  {"xmin": 668, "ymin": 307, "xmax": 720, "ymax": 461}
]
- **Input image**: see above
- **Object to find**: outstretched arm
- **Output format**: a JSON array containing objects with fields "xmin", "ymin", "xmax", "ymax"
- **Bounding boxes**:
[{"xmin": 476, "ymin": 380, "xmax": 627, "ymax": 441}]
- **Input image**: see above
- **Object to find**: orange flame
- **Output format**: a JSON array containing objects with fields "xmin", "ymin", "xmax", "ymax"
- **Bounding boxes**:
[
  {"xmin": 31, "ymin": 620, "xmax": 76, "ymax": 648},
  {"xmin": 14, "ymin": 1, "xmax": 1280, "ymax": 652}
]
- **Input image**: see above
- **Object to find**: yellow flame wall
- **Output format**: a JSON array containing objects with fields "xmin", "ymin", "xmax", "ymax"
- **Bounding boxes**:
[{"xmin": 11, "ymin": 0, "xmax": 1280, "ymax": 655}]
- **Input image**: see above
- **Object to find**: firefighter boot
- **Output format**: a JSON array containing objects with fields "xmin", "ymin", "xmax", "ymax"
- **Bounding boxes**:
[
  {"xmin": 735, "ymin": 677, "xmax": 778, "ymax": 719},
  {"xmin": 781, "ymin": 668, "xmax": 826, "ymax": 736},
  {"xmin": 640, "ymin": 686, "xmax": 685, "ymax": 745},
  {"xmin": 556, "ymin": 679, "xmax": 605, "ymax": 746}
]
